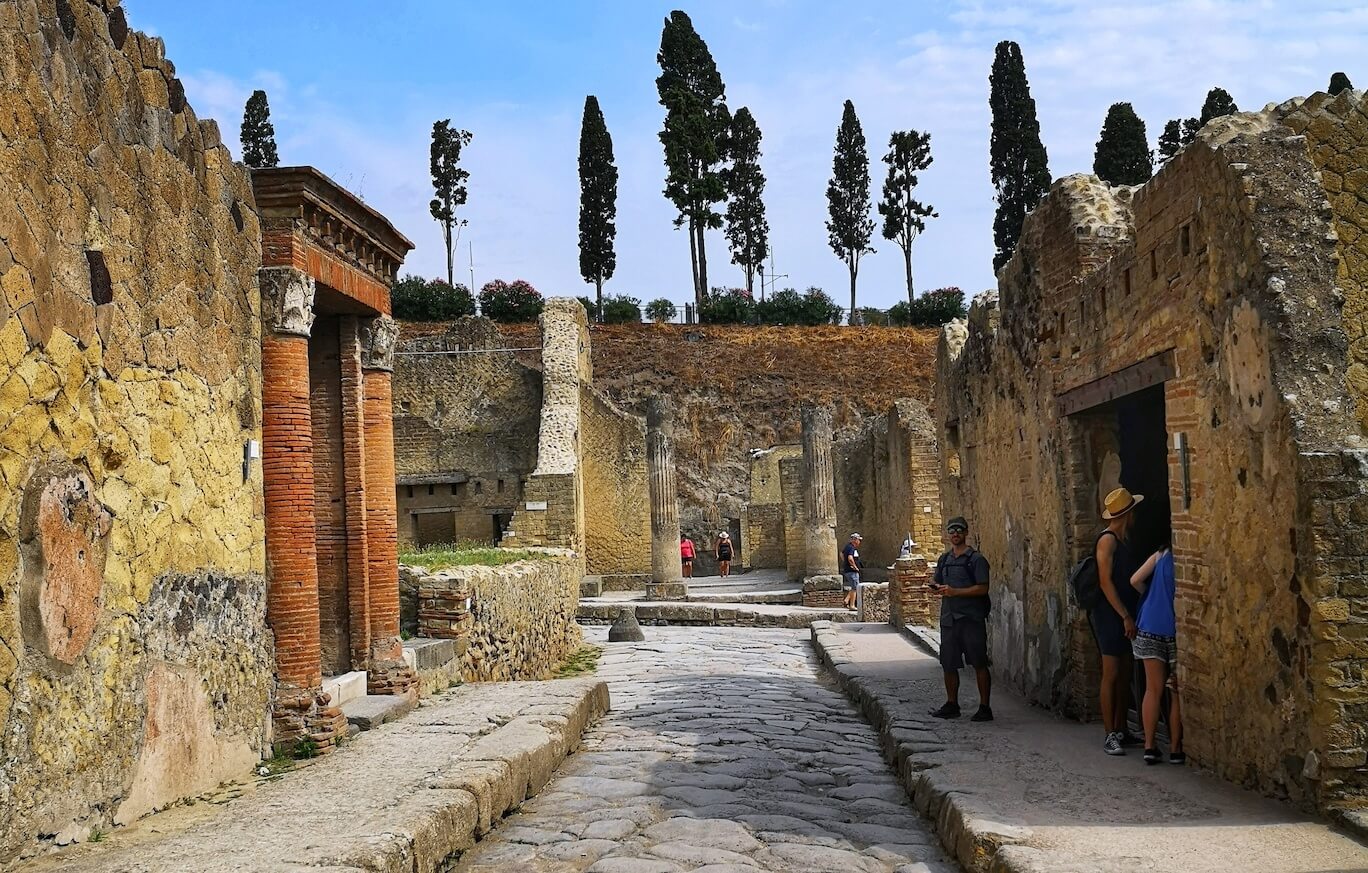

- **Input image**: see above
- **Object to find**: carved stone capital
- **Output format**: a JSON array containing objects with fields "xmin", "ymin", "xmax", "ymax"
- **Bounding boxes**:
[
  {"xmin": 259, "ymin": 267, "xmax": 316, "ymax": 337},
  {"xmin": 361, "ymin": 314, "xmax": 399, "ymax": 371}
]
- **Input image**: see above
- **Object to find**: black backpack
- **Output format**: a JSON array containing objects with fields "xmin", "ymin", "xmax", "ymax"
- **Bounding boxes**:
[{"xmin": 1068, "ymin": 532, "xmax": 1114, "ymax": 610}]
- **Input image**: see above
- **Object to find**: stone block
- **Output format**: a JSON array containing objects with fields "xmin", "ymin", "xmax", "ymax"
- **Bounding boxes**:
[{"xmin": 645, "ymin": 581, "xmax": 688, "ymax": 601}]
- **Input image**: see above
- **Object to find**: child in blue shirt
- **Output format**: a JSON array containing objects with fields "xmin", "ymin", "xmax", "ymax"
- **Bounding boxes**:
[{"xmin": 1130, "ymin": 548, "xmax": 1183, "ymax": 765}]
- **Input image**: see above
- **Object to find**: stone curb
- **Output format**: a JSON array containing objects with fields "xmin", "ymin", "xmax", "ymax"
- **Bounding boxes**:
[{"xmin": 809, "ymin": 622, "xmax": 1043, "ymax": 873}]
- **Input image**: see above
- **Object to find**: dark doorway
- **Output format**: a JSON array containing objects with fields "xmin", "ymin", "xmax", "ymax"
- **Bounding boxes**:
[
  {"xmin": 1116, "ymin": 384, "xmax": 1172, "ymax": 555},
  {"xmin": 492, "ymin": 513, "xmax": 513, "ymax": 544},
  {"xmin": 415, "ymin": 511, "xmax": 455, "ymax": 548}
]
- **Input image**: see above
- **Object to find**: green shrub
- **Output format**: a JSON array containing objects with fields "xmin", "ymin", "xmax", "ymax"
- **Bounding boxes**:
[
  {"xmin": 755, "ymin": 286, "xmax": 842, "ymax": 326},
  {"xmin": 645, "ymin": 298, "xmax": 676, "ymax": 323},
  {"xmin": 479, "ymin": 279, "xmax": 544, "ymax": 323},
  {"xmin": 391, "ymin": 275, "xmax": 475, "ymax": 321},
  {"xmin": 699, "ymin": 287, "xmax": 756, "ymax": 324},
  {"xmin": 888, "ymin": 287, "xmax": 967, "ymax": 327},
  {"xmin": 856, "ymin": 306, "xmax": 889, "ymax": 326},
  {"xmin": 600, "ymin": 294, "xmax": 642, "ymax": 324},
  {"xmin": 577, "ymin": 296, "xmax": 598, "ymax": 320}
]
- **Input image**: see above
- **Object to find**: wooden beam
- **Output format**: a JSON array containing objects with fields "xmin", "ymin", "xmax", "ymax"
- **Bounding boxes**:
[{"xmin": 1057, "ymin": 350, "xmax": 1176, "ymax": 417}]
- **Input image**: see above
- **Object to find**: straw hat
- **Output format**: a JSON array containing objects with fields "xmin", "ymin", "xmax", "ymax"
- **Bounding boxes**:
[{"xmin": 1102, "ymin": 487, "xmax": 1144, "ymax": 520}]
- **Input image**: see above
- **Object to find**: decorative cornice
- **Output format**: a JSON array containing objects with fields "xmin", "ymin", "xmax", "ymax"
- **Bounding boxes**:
[{"xmin": 259, "ymin": 266, "xmax": 316, "ymax": 337}]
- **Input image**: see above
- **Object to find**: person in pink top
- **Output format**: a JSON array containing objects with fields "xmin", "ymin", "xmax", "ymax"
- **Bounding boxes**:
[{"xmin": 680, "ymin": 533, "xmax": 695, "ymax": 578}]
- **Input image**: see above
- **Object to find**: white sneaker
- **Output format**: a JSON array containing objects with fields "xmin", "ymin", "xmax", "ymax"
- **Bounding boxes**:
[{"xmin": 1103, "ymin": 731, "xmax": 1125, "ymax": 756}]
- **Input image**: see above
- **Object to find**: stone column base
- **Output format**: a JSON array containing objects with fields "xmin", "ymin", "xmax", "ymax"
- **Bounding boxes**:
[
  {"xmin": 367, "ymin": 636, "xmax": 418, "ymax": 696},
  {"xmin": 645, "ymin": 581, "xmax": 688, "ymax": 601},
  {"xmin": 272, "ymin": 681, "xmax": 348, "ymax": 756}
]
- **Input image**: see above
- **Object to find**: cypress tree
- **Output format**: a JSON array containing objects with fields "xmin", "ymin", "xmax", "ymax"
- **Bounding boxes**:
[
  {"xmin": 878, "ymin": 129, "xmax": 936, "ymax": 305},
  {"xmin": 578, "ymin": 96, "xmax": 618, "ymax": 318},
  {"xmin": 240, "ymin": 90, "xmax": 279, "ymax": 169},
  {"xmin": 1092, "ymin": 102, "xmax": 1152, "ymax": 185},
  {"xmin": 989, "ymin": 41, "xmax": 1051, "ymax": 272},
  {"xmin": 826, "ymin": 100, "xmax": 875, "ymax": 324},
  {"xmin": 723, "ymin": 107, "xmax": 769, "ymax": 298},
  {"xmin": 1330, "ymin": 72, "xmax": 1353, "ymax": 95},
  {"xmin": 1157, "ymin": 119, "xmax": 1184, "ymax": 164},
  {"xmin": 656, "ymin": 11, "xmax": 730, "ymax": 309},
  {"xmin": 1198, "ymin": 87, "xmax": 1238, "ymax": 126}
]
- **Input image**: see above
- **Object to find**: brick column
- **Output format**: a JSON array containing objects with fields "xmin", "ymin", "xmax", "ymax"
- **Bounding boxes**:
[
  {"xmin": 362, "ymin": 315, "xmax": 416, "ymax": 696},
  {"xmin": 259, "ymin": 266, "xmax": 346, "ymax": 753},
  {"xmin": 338, "ymin": 317, "xmax": 371, "ymax": 670},
  {"xmin": 801, "ymin": 405, "xmax": 838, "ymax": 577},
  {"xmin": 890, "ymin": 553, "xmax": 938, "ymax": 628}
]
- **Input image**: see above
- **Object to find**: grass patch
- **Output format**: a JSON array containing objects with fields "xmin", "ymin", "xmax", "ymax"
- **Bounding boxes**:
[
  {"xmin": 553, "ymin": 645, "xmax": 602, "ymax": 678},
  {"xmin": 400, "ymin": 542, "xmax": 546, "ymax": 571}
]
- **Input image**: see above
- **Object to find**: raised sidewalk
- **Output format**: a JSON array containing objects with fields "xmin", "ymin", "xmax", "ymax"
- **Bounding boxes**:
[
  {"xmin": 23, "ymin": 679, "xmax": 609, "ymax": 873},
  {"xmin": 810, "ymin": 621, "xmax": 1368, "ymax": 873}
]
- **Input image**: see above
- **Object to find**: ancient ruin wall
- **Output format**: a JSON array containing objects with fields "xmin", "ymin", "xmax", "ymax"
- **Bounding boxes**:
[
  {"xmin": 744, "ymin": 445, "xmax": 801, "ymax": 570},
  {"xmin": 835, "ymin": 399, "xmax": 942, "ymax": 582},
  {"xmin": 937, "ymin": 100, "xmax": 1362, "ymax": 808},
  {"xmin": 580, "ymin": 387, "xmax": 651, "ymax": 575},
  {"xmin": 0, "ymin": 0, "xmax": 268, "ymax": 859}
]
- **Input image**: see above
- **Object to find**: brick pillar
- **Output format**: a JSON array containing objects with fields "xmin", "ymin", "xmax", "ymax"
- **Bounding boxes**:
[
  {"xmin": 259, "ymin": 266, "xmax": 346, "ymax": 753},
  {"xmin": 362, "ymin": 315, "xmax": 416, "ymax": 696},
  {"xmin": 890, "ymin": 553, "xmax": 939, "ymax": 628},
  {"xmin": 646, "ymin": 397, "xmax": 683, "ymax": 589},
  {"xmin": 338, "ymin": 317, "xmax": 371, "ymax": 670},
  {"xmin": 801, "ymin": 405, "xmax": 838, "ymax": 577}
]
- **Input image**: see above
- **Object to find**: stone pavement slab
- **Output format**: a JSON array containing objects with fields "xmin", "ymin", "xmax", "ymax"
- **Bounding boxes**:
[
  {"xmin": 578, "ymin": 598, "xmax": 856, "ymax": 627},
  {"xmin": 21, "ymin": 679, "xmax": 609, "ymax": 873},
  {"xmin": 451, "ymin": 627, "xmax": 955, "ymax": 872},
  {"xmin": 810, "ymin": 621, "xmax": 1368, "ymax": 873}
]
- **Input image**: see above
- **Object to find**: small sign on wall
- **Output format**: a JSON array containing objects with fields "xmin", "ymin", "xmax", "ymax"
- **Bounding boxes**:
[{"xmin": 525, "ymin": 501, "xmax": 548, "ymax": 511}]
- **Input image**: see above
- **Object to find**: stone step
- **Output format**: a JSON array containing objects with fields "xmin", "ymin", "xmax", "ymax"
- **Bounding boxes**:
[
  {"xmin": 687, "ymin": 589, "xmax": 802, "ymax": 605},
  {"xmin": 320, "ymin": 669, "xmax": 367, "ymax": 707},
  {"xmin": 577, "ymin": 600, "xmax": 856, "ymax": 628},
  {"xmin": 341, "ymin": 692, "xmax": 417, "ymax": 731}
]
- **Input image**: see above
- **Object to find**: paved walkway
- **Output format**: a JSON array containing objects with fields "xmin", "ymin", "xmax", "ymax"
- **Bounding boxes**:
[
  {"xmin": 453, "ymin": 627, "xmax": 955, "ymax": 872},
  {"xmin": 811, "ymin": 622, "xmax": 1368, "ymax": 873}
]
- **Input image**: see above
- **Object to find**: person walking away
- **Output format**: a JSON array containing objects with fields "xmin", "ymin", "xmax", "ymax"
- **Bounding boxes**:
[
  {"xmin": 841, "ymin": 533, "xmax": 863, "ymax": 611},
  {"xmin": 929, "ymin": 516, "xmax": 992, "ymax": 721},
  {"xmin": 716, "ymin": 532, "xmax": 734, "ymax": 577},
  {"xmin": 680, "ymin": 533, "xmax": 695, "ymax": 578},
  {"xmin": 1093, "ymin": 487, "xmax": 1144, "ymax": 756},
  {"xmin": 1131, "ymin": 547, "xmax": 1184, "ymax": 765}
]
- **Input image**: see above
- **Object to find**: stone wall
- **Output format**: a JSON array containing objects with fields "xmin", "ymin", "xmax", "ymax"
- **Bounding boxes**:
[
  {"xmin": 0, "ymin": 0, "xmax": 269, "ymax": 860},
  {"xmin": 581, "ymin": 387, "xmax": 651, "ymax": 575},
  {"xmin": 744, "ymin": 445, "xmax": 801, "ymax": 570},
  {"xmin": 835, "ymin": 400, "xmax": 941, "ymax": 582},
  {"xmin": 393, "ymin": 318, "xmax": 539, "ymax": 547},
  {"xmin": 890, "ymin": 554, "xmax": 939, "ymax": 628},
  {"xmin": 936, "ymin": 92, "xmax": 1368, "ymax": 812},
  {"xmin": 406, "ymin": 554, "xmax": 583, "ymax": 681}
]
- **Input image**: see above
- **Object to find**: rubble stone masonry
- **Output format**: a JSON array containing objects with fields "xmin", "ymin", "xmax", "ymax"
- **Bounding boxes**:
[
  {"xmin": 0, "ymin": 0, "xmax": 269, "ymax": 860},
  {"xmin": 936, "ymin": 90, "xmax": 1368, "ymax": 813}
]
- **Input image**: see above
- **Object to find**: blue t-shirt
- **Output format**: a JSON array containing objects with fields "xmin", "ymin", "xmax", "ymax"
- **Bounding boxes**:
[
  {"xmin": 840, "ymin": 543, "xmax": 863, "ymax": 574},
  {"xmin": 1136, "ymin": 550, "xmax": 1176, "ymax": 637}
]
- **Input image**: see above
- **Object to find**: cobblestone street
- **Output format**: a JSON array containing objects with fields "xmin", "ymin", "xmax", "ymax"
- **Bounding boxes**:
[{"xmin": 454, "ymin": 628, "xmax": 953, "ymax": 873}]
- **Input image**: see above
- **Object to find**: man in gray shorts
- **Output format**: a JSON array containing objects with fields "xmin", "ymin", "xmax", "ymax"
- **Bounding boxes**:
[{"xmin": 929, "ymin": 516, "xmax": 993, "ymax": 722}]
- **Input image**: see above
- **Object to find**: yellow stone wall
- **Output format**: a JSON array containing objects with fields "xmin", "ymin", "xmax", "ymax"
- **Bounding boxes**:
[
  {"xmin": 0, "ymin": 1, "xmax": 267, "ymax": 860},
  {"xmin": 937, "ymin": 96, "xmax": 1368, "ymax": 811},
  {"xmin": 580, "ymin": 386, "xmax": 651, "ymax": 575}
]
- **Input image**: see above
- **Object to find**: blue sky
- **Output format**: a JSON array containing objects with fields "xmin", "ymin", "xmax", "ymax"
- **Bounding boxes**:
[{"xmin": 127, "ymin": 1, "xmax": 1366, "ymax": 310}]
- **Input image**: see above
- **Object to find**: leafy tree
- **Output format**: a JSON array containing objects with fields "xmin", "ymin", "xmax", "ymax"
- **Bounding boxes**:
[
  {"xmin": 856, "ymin": 306, "xmax": 888, "ymax": 327},
  {"xmin": 1330, "ymin": 72, "xmax": 1354, "ymax": 95},
  {"xmin": 645, "ymin": 298, "xmax": 676, "ymax": 323},
  {"xmin": 699, "ymin": 287, "xmax": 755, "ymax": 324},
  {"xmin": 429, "ymin": 120, "xmax": 473, "ymax": 287},
  {"xmin": 478, "ymin": 279, "xmax": 543, "ymax": 323},
  {"xmin": 989, "ymin": 41, "xmax": 1052, "ymax": 272},
  {"xmin": 878, "ymin": 129, "xmax": 936, "ymax": 306},
  {"xmin": 240, "ymin": 90, "xmax": 279, "ymax": 168},
  {"xmin": 390, "ymin": 276, "xmax": 475, "ymax": 321},
  {"xmin": 1092, "ymin": 102, "xmax": 1152, "ymax": 185},
  {"xmin": 755, "ymin": 287, "xmax": 841, "ymax": 326},
  {"xmin": 887, "ymin": 287, "xmax": 967, "ymax": 327},
  {"xmin": 723, "ymin": 107, "xmax": 769, "ymax": 297},
  {"xmin": 1198, "ymin": 87, "xmax": 1238, "ymax": 126},
  {"xmin": 1157, "ymin": 119, "xmax": 1184, "ymax": 164},
  {"xmin": 657, "ymin": 11, "xmax": 731, "ymax": 308},
  {"xmin": 578, "ymin": 95, "xmax": 618, "ymax": 319},
  {"xmin": 826, "ymin": 100, "xmax": 875, "ymax": 324},
  {"xmin": 600, "ymin": 294, "xmax": 642, "ymax": 324},
  {"xmin": 577, "ymin": 296, "xmax": 598, "ymax": 320}
]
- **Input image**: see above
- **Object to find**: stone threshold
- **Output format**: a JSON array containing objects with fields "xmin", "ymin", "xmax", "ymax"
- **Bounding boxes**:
[
  {"xmin": 577, "ymin": 599, "xmax": 857, "ymax": 628},
  {"xmin": 21, "ymin": 679, "xmax": 611, "ymax": 873},
  {"xmin": 809, "ymin": 621, "xmax": 1368, "ymax": 873}
]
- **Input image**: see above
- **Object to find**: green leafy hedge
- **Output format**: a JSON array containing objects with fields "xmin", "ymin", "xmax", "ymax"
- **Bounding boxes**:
[{"xmin": 391, "ymin": 276, "xmax": 476, "ymax": 321}]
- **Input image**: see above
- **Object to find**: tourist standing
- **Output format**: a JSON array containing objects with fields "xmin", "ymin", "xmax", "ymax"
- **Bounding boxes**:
[
  {"xmin": 1131, "ymin": 547, "xmax": 1184, "ymax": 765},
  {"xmin": 680, "ymin": 533, "xmax": 695, "ymax": 578},
  {"xmin": 1093, "ymin": 487, "xmax": 1143, "ymax": 756},
  {"xmin": 716, "ymin": 531, "xmax": 734, "ymax": 577},
  {"xmin": 841, "ymin": 533, "xmax": 863, "ymax": 611},
  {"xmin": 929, "ymin": 516, "xmax": 993, "ymax": 722}
]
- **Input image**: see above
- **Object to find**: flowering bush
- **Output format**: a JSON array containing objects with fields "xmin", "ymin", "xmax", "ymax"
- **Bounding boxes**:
[
  {"xmin": 756, "ymin": 286, "xmax": 842, "ymax": 326},
  {"xmin": 478, "ymin": 279, "xmax": 543, "ymax": 323},
  {"xmin": 887, "ymin": 287, "xmax": 967, "ymax": 327}
]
